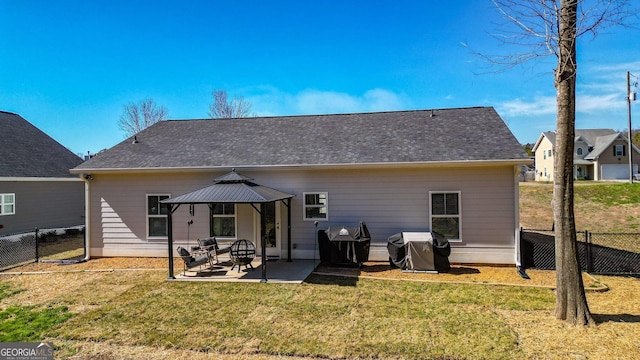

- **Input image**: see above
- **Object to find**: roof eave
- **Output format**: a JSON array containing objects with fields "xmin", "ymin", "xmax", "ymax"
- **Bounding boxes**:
[{"xmin": 71, "ymin": 159, "xmax": 533, "ymax": 175}]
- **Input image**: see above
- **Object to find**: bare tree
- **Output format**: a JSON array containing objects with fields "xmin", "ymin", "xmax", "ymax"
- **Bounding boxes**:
[
  {"xmin": 208, "ymin": 90, "xmax": 254, "ymax": 119},
  {"xmin": 118, "ymin": 99, "xmax": 168, "ymax": 137},
  {"xmin": 485, "ymin": 0, "xmax": 635, "ymax": 326}
]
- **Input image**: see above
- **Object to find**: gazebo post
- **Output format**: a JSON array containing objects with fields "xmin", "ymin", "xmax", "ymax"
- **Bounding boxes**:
[
  {"xmin": 285, "ymin": 198, "xmax": 292, "ymax": 262},
  {"xmin": 260, "ymin": 202, "xmax": 268, "ymax": 283},
  {"xmin": 167, "ymin": 204, "xmax": 179, "ymax": 280}
]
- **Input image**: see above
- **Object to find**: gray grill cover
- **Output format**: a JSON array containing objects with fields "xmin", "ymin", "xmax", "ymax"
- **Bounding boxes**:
[{"xmin": 387, "ymin": 232, "xmax": 451, "ymax": 272}]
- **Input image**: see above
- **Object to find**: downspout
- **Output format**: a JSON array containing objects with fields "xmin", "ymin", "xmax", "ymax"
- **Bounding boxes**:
[
  {"xmin": 513, "ymin": 165, "xmax": 521, "ymax": 268},
  {"xmin": 82, "ymin": 177, "xmax": 91, "ymax": 262}
]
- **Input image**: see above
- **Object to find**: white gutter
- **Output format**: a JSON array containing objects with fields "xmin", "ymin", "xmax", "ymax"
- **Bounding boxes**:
[
  {"xmin": 71, "ymin": 158, "xmax": 535, "ymax": 175},
  {"xmin": 0, "ymin": 177, "xmax": 82, "ymax": 182}
]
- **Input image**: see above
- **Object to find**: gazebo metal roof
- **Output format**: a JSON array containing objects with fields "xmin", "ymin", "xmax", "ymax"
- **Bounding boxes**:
[
  {"xmin": 162, "ymin": 171, "xmax": 294, "ymax": 205},
  {"xmin": 161, "ymin": 170, "xmax": 295, "ymax": 282}
]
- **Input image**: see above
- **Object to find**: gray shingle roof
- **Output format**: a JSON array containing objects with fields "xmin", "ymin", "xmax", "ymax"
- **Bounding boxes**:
[
  {"xmin": 543, "ymin": 129, "xmax": 617, "ymax": 148},
  {"xmin": 584, "ymin": 133, "xmax": 623, "ymax": 160},
  {"xmin": 0, "ymin": 111, "xmax": 83, "ymax": 177},
  {"xmin": 74, "ymin": 107, "xmax": 529, "ymax": 171}
]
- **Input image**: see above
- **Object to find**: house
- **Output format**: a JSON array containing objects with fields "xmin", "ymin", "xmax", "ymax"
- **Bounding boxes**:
[
  {"xmin": 0, "ymin": 111, "xmax": 85, "ymax": 236},
  {"xmin": 533, "ymin": 129, "xmax": 640, "ymax": 181},
  {"xmin": 71, "ymin": 107, "xmax": 532, "ymax": 265}
]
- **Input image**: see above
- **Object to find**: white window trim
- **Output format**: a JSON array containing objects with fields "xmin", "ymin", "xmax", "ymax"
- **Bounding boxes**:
[
  {"xmin": 303, "ymin": 192, "xmax": 329, "ymax": 221},
  {"xmin": 429, "ymin": 190, "xmax": 462, "ymax": 242},
  {"xmin": 146, "ymin": 193, "xmax": 170, "ymax": 239},
  {"xmin": 614, "ymin": 145, "xmax": 624, "ymax": 156},
  {"xmin": 0, "ymin": 193, "xmax": 15, "ymax": 216},
  {"xmin": 211, "ymin": 203, "xmax": 237, "ymax": 239}
]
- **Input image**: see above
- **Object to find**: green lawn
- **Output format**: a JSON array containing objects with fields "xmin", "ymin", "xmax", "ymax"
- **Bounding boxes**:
[
  {"xmin": 520, "ymin": 182, "xmax": 640, "ymax": 232},
  {"xmin": 1, "ymin": 271, "xmax": 555, "ymax": 360}
]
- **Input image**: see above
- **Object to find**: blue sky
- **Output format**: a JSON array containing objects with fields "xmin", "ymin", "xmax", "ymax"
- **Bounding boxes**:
[{"xmin": 1, "ymin": 0, "xmax": 639, "ymax": 156}]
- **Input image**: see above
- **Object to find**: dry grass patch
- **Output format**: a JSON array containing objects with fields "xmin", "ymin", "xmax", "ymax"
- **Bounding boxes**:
[
  {"xmin": 315, "ymin": 262, "xmax": 605, "ymax": 291},
  {"xmin": 497, "ymin": 275, "xmax": 640, "ymax": 360}
]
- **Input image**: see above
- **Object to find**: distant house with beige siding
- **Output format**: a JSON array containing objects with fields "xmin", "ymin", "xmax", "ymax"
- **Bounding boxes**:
[
  {"xmin": 0, "ymin": 111, "xmax": 84, "ymax": 236},
  {"xmin": 71, "ymin": 107, "xmax": 531, "ymax": 265},
  {"xmin": 533, "ymin": 129, "xmax": 640, "ymax": 181}
]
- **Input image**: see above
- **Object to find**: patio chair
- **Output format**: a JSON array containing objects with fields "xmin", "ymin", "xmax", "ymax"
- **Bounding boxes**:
[
  {"xmin": 197, "ymin": 237, "xmax": 231, "ymax": 264},
  {"xmin": 176, "ymin": 246, "xmax": 213, "ymax": 275}
]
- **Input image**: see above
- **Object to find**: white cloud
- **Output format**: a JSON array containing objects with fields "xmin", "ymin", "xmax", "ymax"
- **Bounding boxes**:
[
  {"xmin": 247, "ymin": 87, "xmax": 409, "ymax": 116},
  {"xmin": 576, "ymin": 93, "xmax": 625, "ymax": 112},
  {"xmin": 498, "ymin": 96, "xmax": 557, "ymax": 116}
]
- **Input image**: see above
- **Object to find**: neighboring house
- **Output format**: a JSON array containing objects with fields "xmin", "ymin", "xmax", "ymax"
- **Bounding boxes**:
[
  {"xmin": 0, "ymin": 111, "xmax": 85, "ymax": 236},
  {"xmin": 71, "ymin": 107, "xmax": 532, "ymax": 265},
  {"xmin": 533, "ymin": 129, "xmax": 640, "ymax": 181}
]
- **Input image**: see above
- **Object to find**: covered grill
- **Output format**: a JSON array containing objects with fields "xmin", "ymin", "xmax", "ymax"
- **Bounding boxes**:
[
  {"xmin": 319, "ymin": 222, "xmax": 371, "ymax": 266},
  {"xmin": 387, "ymin": 232, "xmax": 451, "ymax": 272}
]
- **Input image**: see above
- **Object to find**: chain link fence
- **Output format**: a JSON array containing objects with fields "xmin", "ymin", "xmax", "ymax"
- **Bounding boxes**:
[
  {"xmin": 0, "ymin": 232, "xmax": 37, "ymax": 271},
  {"xmin": 521, "ymin": 228, "xmax": 640, "ymax": 275},
  {"xmin": 0, "ymin": 227, "xmax": 85, "ymax": 271}
]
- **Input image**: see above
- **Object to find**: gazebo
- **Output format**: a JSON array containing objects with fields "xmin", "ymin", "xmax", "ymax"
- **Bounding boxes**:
[{"xmin": 161, "ymin": 170, "xmax": 295, "ymax": 282}]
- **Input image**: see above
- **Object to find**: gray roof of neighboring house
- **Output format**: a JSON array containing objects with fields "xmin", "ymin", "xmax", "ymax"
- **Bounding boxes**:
[
  {"xmin": 0, "ymin": 111, "xmax": 83, "ymax": 178},
  {"xmin": 74, "ymin": 107, "xmax": 529, "ymax": 172},
  {"xmin": 541, "ymin": 129, "xmax": 617, "ymax": 148},
  {"xmin": 584, "ymin": 133, "xmax": 626, "ymax": 160}
]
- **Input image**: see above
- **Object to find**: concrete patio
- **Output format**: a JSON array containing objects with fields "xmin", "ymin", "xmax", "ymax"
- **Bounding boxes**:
[{"xmin": 173, "ymin": 258, "xmax": 317, "ymax": 283}]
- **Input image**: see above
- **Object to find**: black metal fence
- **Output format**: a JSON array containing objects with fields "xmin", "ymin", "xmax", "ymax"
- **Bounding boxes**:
[
  {"xmin": 0, "ymin": 227, "xmax": 85, "ymax": 271},
  {"xmin": 521, "ymin": 228, "xmax": 640, "ymax": 275}
]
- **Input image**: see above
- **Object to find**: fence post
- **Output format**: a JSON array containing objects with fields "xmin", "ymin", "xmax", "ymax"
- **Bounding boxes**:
[
  {"xmin": 585, "ymin": 230, "xmax": 592, "ymax": 273},
  {"xmin": 34, "ymin": 227, "xmax": 39, "ymax": 262}
]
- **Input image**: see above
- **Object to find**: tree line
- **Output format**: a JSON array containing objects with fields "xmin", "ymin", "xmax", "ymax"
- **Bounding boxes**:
[{"xmin": 118, "ymin": 90, "xmax": 254, "ymax": 137}]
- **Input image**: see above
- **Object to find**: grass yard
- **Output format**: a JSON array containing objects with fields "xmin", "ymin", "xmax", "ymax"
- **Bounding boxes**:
[
  {"xmin": 0, "ymin": 268, "xmax": 638, "ymax": 359},
  {"xmin": 520, "ymin": 182, "xmax": 640, "ymax": 232},
  {"xmin": 0, "ymin": 182, "xmax": 638, "ymax": 359}
]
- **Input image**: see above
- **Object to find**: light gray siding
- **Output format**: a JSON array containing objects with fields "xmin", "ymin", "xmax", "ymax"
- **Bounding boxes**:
[
  {"xmin": 0, "ymin": 180, "xmax": 84, "ymax": 236},
  {"xmin": 86, "ymin": 165, "xmax": 518, "ymax": 264}
]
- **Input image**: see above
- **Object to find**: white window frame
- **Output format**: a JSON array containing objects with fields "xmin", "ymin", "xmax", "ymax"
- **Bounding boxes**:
[
  {"xmin": 429, "ymin": 191, "xmax": 462, "ymax": 242},
  {"xmin": 210, "ymin": 203, "xmax": 237, "ymax": 239},
  {"xmin": 146, "ymin": 194, "xmax": 170, "ymax": 239},
  {"xmin": 0, "ymin": 193, "xmax": 15, "ymax": 216},
  {"xmin": 577, "ymin": 147, "xmax": 583, "ymax": 156},
  {"xmin": 548, "ymin": 149, "xmax": 552, "ymax": 157},
  {"xmin": 303, "ymin": 192, "xmax": 328, "ymax": 221},
  {"xmin": 614, "ymin": 145, "xmax": 624, "ymax": 156}
]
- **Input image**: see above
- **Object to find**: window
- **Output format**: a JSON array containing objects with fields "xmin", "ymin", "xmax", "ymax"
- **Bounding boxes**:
[
  {"xmin": 543, "ymin": 152, "xmax": 546, "ymax": 159},
  {"xmin": 548, "ymin": 150, "xmax": 552, "ymax": 157},
  {"xmin": 614, "ymin": 145, "xmax": 625, "ymax": 156},
  {"xmin": 210, "ymin": 203, "xmax": 236, "ymax": 238},
  {"xmin": 430, "ymin": 191, "xmax": 461, "ymax": 242},
  {"xmin": 577, "ymin": 147, "xmax": 583, "ymax": 156},
  {"xmin": 147, "ymin": 194, "xmax": 169, "ymax": 238},
  {"xmin": 303, "ymin": 192, "xmax": 328, "ymax": 220},
  {"xmin": 0, "ymin": 193, "xmax": 15, "ymax": 215}
]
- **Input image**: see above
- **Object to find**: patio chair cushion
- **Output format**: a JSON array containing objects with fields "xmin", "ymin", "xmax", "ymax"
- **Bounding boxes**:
[
  {"xmin": 198, "ymin": 237, "xmax": 230, "ymax": 255},
  {"xmin": 177, "ymin": 246, "xmax": 192, "ymax": 261}
]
